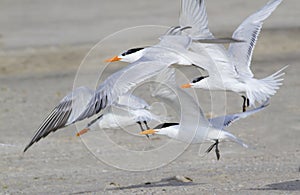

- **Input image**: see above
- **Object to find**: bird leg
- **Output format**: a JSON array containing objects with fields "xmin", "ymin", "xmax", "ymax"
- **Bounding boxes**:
[
  {"xmin": 205, "ymin": 139, "xmax": 220, "ymax": 160},
  {"xmin": 144, "ymin": 121, "xmax": 150, "ymax": 129},
  {"xmin": 241, "ymin": 95, "xmax": 250, "ymax": 112},
  {"xmin": 137, "ymin": 121, "xmax": 149, "ymax": 138},
  {"xmin": 215, "ymin": 139, "xmax": 220, "ymax": 160}
]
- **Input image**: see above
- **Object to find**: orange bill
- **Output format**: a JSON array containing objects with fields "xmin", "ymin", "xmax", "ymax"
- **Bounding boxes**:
[
  {"xmin": 139, "ymin": 129, "xmax": 157, "ymax": 135},
  {"xmin": 181, "ymin": 83, "xmax": 192, "ymax": 88},
  {"xmin": 76, "ymin": 128, "xmax": 89, "ymax": 137},
  {"xmin": 105, "ymin": 56, "xmax": 121, "ymax": 62}
]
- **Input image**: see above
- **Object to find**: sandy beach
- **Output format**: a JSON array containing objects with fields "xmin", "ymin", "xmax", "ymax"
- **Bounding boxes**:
[{"xmin": 0, "ymin": 0, "xmax": 299, "ymax": 194}]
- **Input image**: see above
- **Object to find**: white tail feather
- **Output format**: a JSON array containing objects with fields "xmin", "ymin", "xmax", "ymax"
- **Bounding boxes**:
[
  {"xmin": 246, "ymin": 65, "xmax": 288, "ymax": 106},
  {"xmin": 223, "ymin": 131, "xmax": 248, "ymax": 148}
]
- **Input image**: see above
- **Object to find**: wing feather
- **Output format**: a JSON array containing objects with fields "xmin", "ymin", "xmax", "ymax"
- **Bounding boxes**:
[
  {"xmin": 228, "ymin": 0, "xmax": 282, "ymax": 78},
  {"xmin": 24, "ymin": 87, "xmax": 94, "ymax": 152},
  {"xmin": 209, "ymin": 100, "xmax": 269, "ymax": 129},
  {"xmin": 179, "ymin": 0, "xmax": 213, "ymax": 38},
  {"xmin": 76, "ymin": 59, "xmax": 173, "ymax": 122}
]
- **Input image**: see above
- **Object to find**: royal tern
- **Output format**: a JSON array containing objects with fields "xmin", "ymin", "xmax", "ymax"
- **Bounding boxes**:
[
  {"xmin": 141, "ymin": 68, "xmax": 268, "ymax": 160},
  {"xmin": 76, "ymin": 94, "xmax": 164, "ymax": 138},
  {"xmin": 23, "ymin": 87, "xmax": 157, "ymax": 151},
  {"xmin": 180, "ymin": 0, "xmax": 286, "ymax": 112}
]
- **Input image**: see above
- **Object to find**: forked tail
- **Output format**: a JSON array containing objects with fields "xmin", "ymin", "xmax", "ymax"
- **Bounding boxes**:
[
  {"xmin": 223, "ymin": 131, "xmax": 248, "ymax": 148},
  {"xmin": 246, "ymin": 65, "xmax": 288, "ymax": 106},
  {"xmin": 208, "ymin": 129, "xmax": 248, "ymax": 148}
]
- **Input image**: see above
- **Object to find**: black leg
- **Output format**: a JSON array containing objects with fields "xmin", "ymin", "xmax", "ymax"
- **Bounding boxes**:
[
  {"xmin": 246, "ymin": 97, "xmax": 250, "ymax": 107},
  {"xmin": 137, "ymin": 121, "xmax": 144, "ymax": 131},
  {"xmin": 205, "ymin": 139, "xmax": 220, "ymax": 160},
  {"xmin": 215, "ymin": 139, "xmax": 220, "ymax": 160},
  {"xmin": 206, "ymin": 142, "xmax": 216, "ymax": 154},
  {"xmin": 242, "ymin": 95, "xmax": 247, "ymax": 112},
  {"xmin": 144, "ymin": 121, "xmax": 150, "ymax": 129},
  {"xmin": 137, "ymin": 121, "xmax": 149, "ymax": 139}
]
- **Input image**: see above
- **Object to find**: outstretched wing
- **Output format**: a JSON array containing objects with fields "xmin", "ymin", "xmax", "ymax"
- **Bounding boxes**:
[
  {"xmin": 179, "ymin": 0, "xmax": 213, "ymax": 39},
  {"xmin": 77, "ymin": 35, "xmax": 193, "ymax": 121},
  {"xmin": 209, "ymin": 100, "xmax": 269, "ymax": 129},
  {"xmin": 76, "ymin": 59, "xmax": 174, "ymax": 122},
  {"xmin": 24, "ymin": 86, "xmax": 94, "ymax": 152},
  {"xmin": 228, "ymin": 0, "xmax": 282, "ymax": 78},
  {"xmin": 24, "ymin": 34, "xmax": 191, "ymax": 152},
  {"xmin": 116, "ymin": 94, "xmax": 150, "ymax": 110}
]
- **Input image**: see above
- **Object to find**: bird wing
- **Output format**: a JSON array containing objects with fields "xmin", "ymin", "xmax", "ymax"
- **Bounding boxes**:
[
  {"xmin": 178, "ymin": 0, "xmax": 239, "ymax": 80},
  {"xmin": 24, "ymin": 86, "xmax": 94, "ymax": 152},
  {"xmin": 76, "ymin": 58, "xmax": 175, "ymax": 122},
  {"xmin": 116, "ymin": 94, "xmax": 150, "ymax": 110},
  {"xmin": 151, "ymin": 67, "xmax": 210, "ymax": 141},
  {"xmin": 78, "ymin": 36, "xmax": 191, "ymax": 121},
  {"xmin": 209, "ymin": 100, "xmax": 269, "ymax": 129},
  {"xmin": 158, "ymin": 35, "xmax": 193, "ymax": 51},
  {"xmin": 95, "ymin": 35, "xmax": 194, "ymax": 117},
  {"xmin": 190, "ymin": 42, "xmax": 239, "ymax": 80},
  {"xmin": 228, "ymin": 0, "xmax": 282, "ymax": 78},
  {"xmin": 24, "ymin": 33, "xmax": 193, "ymax": 152},
  {"xmin": 179, "ymin": 0, "xmax": 213, "ymax": 39}
]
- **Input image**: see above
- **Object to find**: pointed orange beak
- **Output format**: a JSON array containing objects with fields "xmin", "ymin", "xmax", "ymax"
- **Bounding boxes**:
[
  {"xmin": 76, "ymin": 128, "xmax": 89, "ymax": 137},
  {"xmin": 139, "ymin": 129, "xmax": 158, "ymax": 135},
  {"xmin": 181, "ymin": 83, "xmax": 192, "ymax": 88},
  {"xmin": 105, "ymin": 56, "xmax": 121, "ymax": 62}
]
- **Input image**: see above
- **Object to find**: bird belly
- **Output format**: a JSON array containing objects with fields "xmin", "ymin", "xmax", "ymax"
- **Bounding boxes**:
[{"xmin": 98, "ymin": 113, "xmax": 136, "ymax": 129}]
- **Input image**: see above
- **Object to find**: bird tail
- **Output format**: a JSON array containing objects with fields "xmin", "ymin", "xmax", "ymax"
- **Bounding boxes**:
[
  {"xmin": 222, "ymin": 130, "xmax": 248, "ymax": 148},
  {"xmin": 246, "ymin": 65, "xmax": 288, "ymax": 106}
]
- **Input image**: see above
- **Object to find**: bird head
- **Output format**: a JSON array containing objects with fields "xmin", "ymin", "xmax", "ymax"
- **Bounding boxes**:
[{"xmin": 105, "ymin": 47, "xmax": 146, "ymax": 63}]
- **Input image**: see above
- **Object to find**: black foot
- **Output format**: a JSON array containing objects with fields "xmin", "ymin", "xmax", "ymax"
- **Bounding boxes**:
[{"xmin": 206, "ymin": 139, "xmax": 220, "ymax": 160}]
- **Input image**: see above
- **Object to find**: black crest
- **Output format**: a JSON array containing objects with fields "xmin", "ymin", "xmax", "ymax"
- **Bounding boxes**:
[
  {"xmin": 192, "ymin": 75, "xmax": 209, "ymax": 83},
  {"xmin": 121, "ymin": 47, "xmax": 145, "ymax": 56},
  {"xmin": 154, "ymin": 123, "xmax": 179, "ymax": 129}
]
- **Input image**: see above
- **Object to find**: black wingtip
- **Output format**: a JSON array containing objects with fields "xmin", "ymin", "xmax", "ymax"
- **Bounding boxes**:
[{"xmin": 23, "ymin": 143, "xmax": 32, "ymax": 153}]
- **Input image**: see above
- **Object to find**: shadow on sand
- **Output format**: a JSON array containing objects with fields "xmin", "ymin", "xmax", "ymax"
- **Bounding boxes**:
[
  {"xmin": 249, "ymin": 179, "xmax": 300, "ymax": 191},
  {"xmin": 71, "ymin": 176, "xmax": 202, "ymax": 194},
  {"xmin": 106, "ymin": 176, "xmax": 202, "ymax": 191}
]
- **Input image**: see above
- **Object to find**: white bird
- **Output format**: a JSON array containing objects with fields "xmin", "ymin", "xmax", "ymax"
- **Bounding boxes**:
[
  {"xmin": 180, "ymin": 0, "xmax": 286, "ymax": 112},
  {"xmin": 75, "ymin": 93, "xmax": 164, "ymax": 138},
  {"xmin": 24, "ymin": 84, "xmax": 164, "ymax": 152},
  {"xmin": 141, "ymin": 68, "xmax": 269, "ymax": 160}
]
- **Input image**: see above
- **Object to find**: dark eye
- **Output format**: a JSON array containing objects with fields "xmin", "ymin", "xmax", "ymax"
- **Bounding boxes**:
[{"xmin": 192, "ymin": 75, "xmax": 208, "ymax": 83}]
